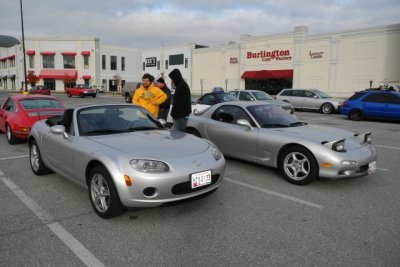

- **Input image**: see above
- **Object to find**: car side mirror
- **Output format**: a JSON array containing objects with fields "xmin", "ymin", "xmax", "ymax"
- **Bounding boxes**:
[
  {"xmin": 236, "ymin": 119, "xmax": 253, "ymax": 130},
  {"xmin": 51, "ymin": 125, "xmax": 68, "ymax": 138},
  {"xmin": 313, "ymin": 95, "xmax": 318, "ymax": 99}
]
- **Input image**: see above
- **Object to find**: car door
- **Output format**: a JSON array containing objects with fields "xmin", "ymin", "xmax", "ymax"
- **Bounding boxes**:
[
  {"xmin": 361, "ymin": 93, "xmax": 386, "ymax": 117},
  {"xmin": 303, "ymin": 90, "xmax": 320, "ymax": 110},
  {"xmin": 385, "ymin": 94, "xmax": 400, "ymax": 119},
  {"xmin": 0, "ymin": 98, "xmax": 16, "ymax": 132},
  {"xmin": 204, "ymin": 105, "xmax": 258, "ymax": 161},
  {"xmin": 289, "ymin": 90, "xmax": 305, "ymax": 108}
]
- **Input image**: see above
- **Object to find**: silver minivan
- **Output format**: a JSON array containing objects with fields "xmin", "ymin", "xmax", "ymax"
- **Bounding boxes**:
[{"xmin": 275, "ymin": 89, "xmax": 343, "ymax": 114}]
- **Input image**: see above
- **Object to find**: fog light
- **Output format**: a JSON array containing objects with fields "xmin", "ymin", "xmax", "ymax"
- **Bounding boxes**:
[{"xmin": 341, "ymin": 160, "xmax": 358, "ymax": 166}]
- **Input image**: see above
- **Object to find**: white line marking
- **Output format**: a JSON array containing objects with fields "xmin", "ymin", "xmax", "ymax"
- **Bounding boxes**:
[
  {"xmin": 224, "ymin": 177, "xmax": 324, "ymax": 209},
  {"xmin": 375, "ymin": 145, "xmax": 400, "ymax": 150},
  {"xmin": 0, "ymin": 176, "xmax": 105, "ymax": 267},
  {"xmin": 377, "ymin": 168, "xmax": 389, "ymax": 171},
  {"xmin": 0, "ymin": 155, "xmax": 29, "ymax": 161}
]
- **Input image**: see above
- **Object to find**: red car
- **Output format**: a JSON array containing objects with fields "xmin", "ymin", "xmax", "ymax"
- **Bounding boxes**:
[
  {"xmin": 0, "ymin": 95, "xmax": 65, "ymax": 144},
  {"xmin": 65, "ymin": 84, "xmax": 97, "ymax": 98},
  {"xmin": 29, "ymin": 85, "xmax": 51, "ymax": 95}
]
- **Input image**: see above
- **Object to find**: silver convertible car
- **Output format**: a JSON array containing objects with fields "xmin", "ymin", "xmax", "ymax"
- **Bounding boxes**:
[
  {"xmin": 186, "ymin": 102, "xmax": 377, "ymax": 185},
  {"xmin": 28, "ymin": 104, "xmax": 225, "ymax": 218}
]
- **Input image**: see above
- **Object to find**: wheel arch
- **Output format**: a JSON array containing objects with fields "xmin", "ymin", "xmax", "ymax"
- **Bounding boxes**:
[
  {"xmin": 277, "ymin": 143, "xmax": 318, "ymax": 170},
  {"xmin": 85, "ymin": 160, "xmax": 104, "ymax": 186}
]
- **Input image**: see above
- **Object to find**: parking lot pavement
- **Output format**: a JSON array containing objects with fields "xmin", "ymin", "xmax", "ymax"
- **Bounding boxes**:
[{"xmin": 1, "ymin": 93, "xmax": 400, "ymax": 266}]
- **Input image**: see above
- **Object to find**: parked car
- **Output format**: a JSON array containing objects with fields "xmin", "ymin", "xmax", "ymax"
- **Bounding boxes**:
[
  {"xmin": 0, "ymin": 95, "xmax": 65, "ymax": 144},
  {"xmin": 92, "ymin": 86, "xmax": 104, "ymax": 93},
  {"xmin": 192, "ymin": 91, "xmax": 237, "ymax": 113},
  {"xmin": 121, "ymin": 82, "xmax": 141, "ymax": 103},
  {"xmin": 341, "ymin": 90, "xmax": 400, "ymax": 121},
  {"xmin": 65, "ymin": 84, "xmax": 97, "ymax": 98},
  {"xmin": 275, "ymin": 89, "xmax": 343, "ymax": 114},
  {"xmin": 186, "ymin": 101, "xmax": 377, "ymax": 185},
  {"xmin": 29, "ymin": 85, "xmax": 51, "ymax": 95},
  {"xmin": 229, "ymin": 89, "xmax": 294, "ymax": 114},
  {"xmin": 28, "ymin": 104, "xmax": 226, "ymax": 218}
]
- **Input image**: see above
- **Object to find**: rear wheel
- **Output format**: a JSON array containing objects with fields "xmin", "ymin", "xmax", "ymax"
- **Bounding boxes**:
[
  {"xmin": 29, "ymin": 140, "xmax": 51, "ymax": 175},
  {"xmin": 80, "ymin": 93, "xmax": 84, "ymax": 98},
  {"xmin": 349, "ymin": 109, "xmax": 363, "ymax": 121},
  {"xmin": 88, "ymin": 166, "xmax": 126, "ymax": 218},
  {"xmin": 125, "ymin": 95, "xmax": 132, "ymax": 103},
  {"xmin": 321, "ymin": 103, "xmax": 334, "ymax": 114},
  {"xmin": 279, "ymin": 146, "xmax": 318, "ymax": 185},
  {"xmin": 6, "ymin": 124, "xmax": 20, "ymax": 145},
  {"xmin": 92, "ymin": 94, "xmax": 96, "ymax": 98},
  {"xmin": 67, "ymin": 93, "xmax": 72, "ymax": 97}
]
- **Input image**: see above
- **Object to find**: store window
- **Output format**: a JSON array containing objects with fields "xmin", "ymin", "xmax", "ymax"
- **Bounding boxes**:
[
  {"xmin": 110, "ymin": 56, "xmax": 117, "ymax": 70},
  {"xmin": 165, "ymin": 60, "xmax": 168, "ymax": 70},
  {"xmin": 121, "ymin": 57, "xmax": 125, "ymax": 71},
  {"xmin": 83, "ymin": 55, "xmax": 89, "ymax": 69},
  {"xmin": 42, "ymin": 55, "xmax": 55, "ymax": 68},
  {"xmin": 43, "ymin": 79, "xmax": 55, "ymax": 90},
  {"xmin": 9, "ymin": 58, "xmax": 16, "ymax": 68},
  {"xmin": 63, "ymin": 56, "xmax": 75, "ymax": 69},
  {"xmin": 169, "ymin": 54, "xmax": 184, "ymax": 65},
  {"xmin": 28, "ymin": 55, "xmax": 35, "ymax": 68},
  {"xmin": 102, "ymin": 55, "xmax": 106, "ymax": 70},
  {"xmin": 102, "ymin": 79, "xmax": 107, "ymax": 90}
]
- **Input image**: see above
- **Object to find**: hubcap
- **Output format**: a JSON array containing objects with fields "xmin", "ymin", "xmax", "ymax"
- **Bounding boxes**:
[
  {"xmin": 323, "ymin": 105, "xmax": 331, "ymax": 113},
  {"xmin": 90, "ymin": 174, "xmax": 110, "ymax": 213},
  {"xmin": 283, "ymin": 152, "xmax": 310, "ymax": 180},
  {"xmin": 30, "ymin": 144, "xmax": 40, "ymax": 171}
]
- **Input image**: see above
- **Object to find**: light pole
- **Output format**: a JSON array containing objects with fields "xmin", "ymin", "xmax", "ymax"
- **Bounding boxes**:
[{"xmin": 20, "ymin": 0, "xmax": 28, "ymax": 92}]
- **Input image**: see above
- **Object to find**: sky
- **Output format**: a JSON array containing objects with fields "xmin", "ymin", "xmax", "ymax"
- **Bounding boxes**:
[{"xmin": 2, "ymin": 0, "xmax": 399, "ymax": 49}]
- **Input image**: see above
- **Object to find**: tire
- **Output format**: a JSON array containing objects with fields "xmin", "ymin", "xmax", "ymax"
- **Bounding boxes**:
[
  {"xmin": 349, "ymin": 109, "xmax": 363, "ymax": 121},
  {"xmin": 92, "ymin": 95, "xmax": 96, "ymax": 98},
  {"xmin": 29, "ymin": 140, "xmax": 51, "ymax": 175},
  {"xmin": 279, "ymin": 146, "xmax": 318, "ymax": 185},
  {"xmin": 67, "ymin": 93, "xmax": 72, "ymax": 97},
  {"xmin": 80, "ymin": 94, "xmax": 84, "ymax": 98},
  {"xmin": 321, "ymin": 103, "xmax": 334, "ymax": 114},
  {"xmin": 186, "ymin": 128, "xmax": 201, "ymax": 137},
  {"xmin": 88, "ymin": 166, "xmax": 125, "ymax": 218},
  {"xmin": 6, "ymin": 124, "xmax": 20, "ymax": 145},
  {"xmin": 125, "ymin": 95, "xmax": 132, "ymax": 103}
]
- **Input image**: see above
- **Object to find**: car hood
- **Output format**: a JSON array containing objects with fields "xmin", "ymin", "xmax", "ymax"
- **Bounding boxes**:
[
  {"xmin": 269, "ymin": 125, "xmax": 365, "ymax": 149},
  {"xmin": 87, "ymin": 130, "xmax": 210, "ymax": 158}
]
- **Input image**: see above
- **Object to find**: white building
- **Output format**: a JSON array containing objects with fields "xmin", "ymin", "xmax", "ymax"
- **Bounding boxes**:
[{"xmin": 0, "ymin": 36, "xmax": 141, "ymax": 92}]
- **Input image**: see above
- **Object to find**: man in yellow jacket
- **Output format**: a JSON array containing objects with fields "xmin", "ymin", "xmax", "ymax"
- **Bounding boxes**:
[{"xmin": 133, "ymin": 73, "xmax": 167, "ymax": 117}]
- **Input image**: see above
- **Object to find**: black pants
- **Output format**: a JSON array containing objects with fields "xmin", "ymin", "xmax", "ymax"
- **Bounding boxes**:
[{"xmin": 158, "ymin": 107, "xmax": 170, "ymax": 121}]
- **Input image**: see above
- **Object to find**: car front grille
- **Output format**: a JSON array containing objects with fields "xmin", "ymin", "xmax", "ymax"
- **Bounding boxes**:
[{"xmin": 171, "ymin": 174, "xmax": 220, "ymax": 195}]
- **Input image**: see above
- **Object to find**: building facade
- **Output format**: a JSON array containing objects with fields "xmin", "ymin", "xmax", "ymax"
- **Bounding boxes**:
[{"xmin": 0, "ymin": 36, "xmax": 141, "ymax": 92}]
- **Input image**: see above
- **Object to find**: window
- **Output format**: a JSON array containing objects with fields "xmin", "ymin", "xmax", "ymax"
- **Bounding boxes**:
[
  {"xmin": 63, "ymin": 55, "xmax": 75, "ymax": 69},
  {"xmin": 4, "ymin": 99, "xmax": 17, "ymax": 112},
  {"xmin": 169, "ymin": 54, "xmax": 184, "ymax": 65},
  {"xmin": 9, "ymin": 58, "xmax": 16, "ymax": 68},
  {"xmin": 102, "ymin": 79, "xmax": 107, "ymax": 90},
  {"xmin": 83, "ymin": 55, "xmax": 89, "ymax": 69},
  {"xmin": 110, "ymin": 56, "xmax": 117, "ymax": 70},
  {"xmin": 42, "ymin": 55, "xmax": 54, "ymax": 68},
  {"xmin": 142, "ymin": 62, "xmax": 145, "ymax": 71},
  {"xmin": 28, "ymin": 55, "xmax": 34, "ymax": 68},
  {"xmin": 157, "ymin": 60, "xmax": 160, "ymax": 70},
  {"xmin": 212, "ymin": 106, "xmax": 252, "ymax": 125},
  {"xmin": 185, "ymin": 58, "xmax": 188, "ymax": 68},
  {"xmin": 102, "ymin": 55, "xmax": 106, "ymax": 70},
  {"xmin": 239, "ymin": 92, "xmax": 253, "ymax": 101},
  {"xmin": 304, "ymin": 91, "xmax": 316, "ymax": 98},
  {"xmin": 165, "ymin": 60, "xmax": 168, "ymax": 70},
  {"xmin": 121, "ymin": 57, "xmax": 125, "ymax": 71},
  {"xmin": 43, "ymin": 79, "xmax": 55, "ymax": 90},
  {"xmin": 84, "ymin": 79, "xmax": 90, "ymax": 87}
]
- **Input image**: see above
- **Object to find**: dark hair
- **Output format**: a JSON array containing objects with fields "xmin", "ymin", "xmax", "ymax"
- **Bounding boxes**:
[
  {"xmin": 142, "ymin": 73, "xmax": 155, "ymax": 82},
  {"xmin": 156, "ymin": 77, "xmax": 165, "ymax": 84}
]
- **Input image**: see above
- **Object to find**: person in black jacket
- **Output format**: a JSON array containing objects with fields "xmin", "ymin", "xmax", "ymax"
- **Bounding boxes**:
[
  {"xmin": 168, "ymin": 69, "xmax": 192, "ymax": 131},
  {"xmin": 156, "ymin": 77, "xmax": 171, "ymax": 121}
]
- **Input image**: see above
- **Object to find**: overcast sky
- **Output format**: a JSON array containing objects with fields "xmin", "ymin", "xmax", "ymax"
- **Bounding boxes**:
[{"xmin": 2, "ymin": 0, "xmax": 399, "ymax": 49}]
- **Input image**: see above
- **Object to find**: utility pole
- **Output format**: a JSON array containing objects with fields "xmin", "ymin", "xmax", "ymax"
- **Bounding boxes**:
[{"xmin": 20, "ymin": 0, "xmax": 28, "ymax": 92}]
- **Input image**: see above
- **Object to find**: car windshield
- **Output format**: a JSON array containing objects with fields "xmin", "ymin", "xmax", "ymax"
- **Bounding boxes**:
[
  {"xmin": 78, "ymin": 105, "xmax": 163, "ymax": 136},
  {"xmin": 313, "ymin": 90, "xmax": 331, "ymax": 98},
  {"xmin": 247, "ymin": 104, "xmax": 305, "ymax": 128},
  {"xmin": 19, "ymin": 99, "xmax": 63, "ymax": 110},
  {"xmin": 252, "ymin": 91, "xmax": 273, "ymax": 100},
  {"xmin": 215, "ymin": 93, "xmax": 237, "ymax": 103}
]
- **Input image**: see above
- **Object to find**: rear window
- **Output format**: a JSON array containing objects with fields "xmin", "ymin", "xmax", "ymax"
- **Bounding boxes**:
[
  {"xmin": 348, "ymin": 92, "xmax": 365, "ymax": 101},
  {"xmin": 19, "ymin": 99, "xmax": 63, "ymax": 110}
]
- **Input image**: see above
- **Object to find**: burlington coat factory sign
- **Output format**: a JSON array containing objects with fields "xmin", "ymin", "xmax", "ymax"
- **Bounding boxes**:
[{"xmin": 246, "ymin": 49, "xmax": 292, "ymax": 62}]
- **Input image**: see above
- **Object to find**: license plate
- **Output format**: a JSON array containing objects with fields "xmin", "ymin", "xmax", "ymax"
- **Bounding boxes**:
[
  {"xmin": 368, "ymin": 161, "xmax": 376, "ymax": 174},
  {"xmin": 191, "ymin": 170, "xmax": 212, "ymax": 189}
]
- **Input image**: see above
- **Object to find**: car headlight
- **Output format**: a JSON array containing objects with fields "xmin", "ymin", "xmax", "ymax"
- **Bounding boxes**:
[
  {"xmin": 341, "ymin": 160, "xmax": 358, "ymax": 166},
  {"xmin": 130, "ymin": 159, "xmax": 169, "ymax": 172},
  {"xmin": 211, "ymin": 145, "xmax": 223, "ymax": 161},
  {"xmin": 332, "ymin": 139, "xmax": 346, "ymax": 152}
]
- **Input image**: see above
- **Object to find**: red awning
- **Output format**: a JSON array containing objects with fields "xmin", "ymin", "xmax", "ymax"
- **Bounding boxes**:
[
  {"xmin": 241, "ymin": 69, "xmax": 293, "ymax": 79},
  {"xmin": 81, "ymin": 51, "xmax": 90, "ymax": 56},
  {"xmin": 82, "ymin": 75, "xmax": 91, "ymax": 79},
  {"xmin": 0, "ymin": 55, "xmax": 16, "ymax": 61},
  {"xmin": 40, "ymin": 51, "xmax": 56, "ymax": 56},
  {"xmin": 39, "ymin": 70, "xmax": 77, "ymax": 80},
  {"xmin": 61, "ymin": 52, "xmax": 77, "ymax": 56},
  {"xmin": 26, "ymin": 50, "xmax": 35, "ymax": 55}
]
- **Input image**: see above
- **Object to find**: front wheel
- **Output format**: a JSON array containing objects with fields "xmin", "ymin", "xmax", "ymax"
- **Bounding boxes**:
[
  {"xmin": 88, "ymin": 166, "xmax": 125, "ymax": 218},
  {"xmin": 321, "ymin": 103, "xmax": 334, "ymax": 114},
  {"xmin": 29, "ymin": 140, "xmax": 51, "ymax": 175},
  {"xmin": 67, "ymin": 93, "xmax": 72, "ymax": 97},
  {"xmin": 125, "ymin": 95, "xmax": 132, "ymax": 103},
  {"xmin": 80, "ymin": 94, "xmax": 84, "ymax": 98},
  {"xmin": 279, "ymin": 146, "xmax": 318, "ymax": 185},
  {"xmin": 349, "ymin": 109, "xmax": 363, "ymax": 121}
]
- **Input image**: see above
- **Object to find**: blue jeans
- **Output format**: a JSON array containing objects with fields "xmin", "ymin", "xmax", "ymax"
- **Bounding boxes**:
[{"xmin": 172, "ymin": 117, "xmax": 188, "ymax": 132}]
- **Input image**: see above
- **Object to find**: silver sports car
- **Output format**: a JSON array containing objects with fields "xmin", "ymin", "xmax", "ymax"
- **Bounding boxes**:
[
  {"xmin": 186, "ymin": 101, "xmax": 377, "ymax": 185},
  {"xmin": 28, "ymin": 104, "xmax": 225, "ymax": 218}
]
